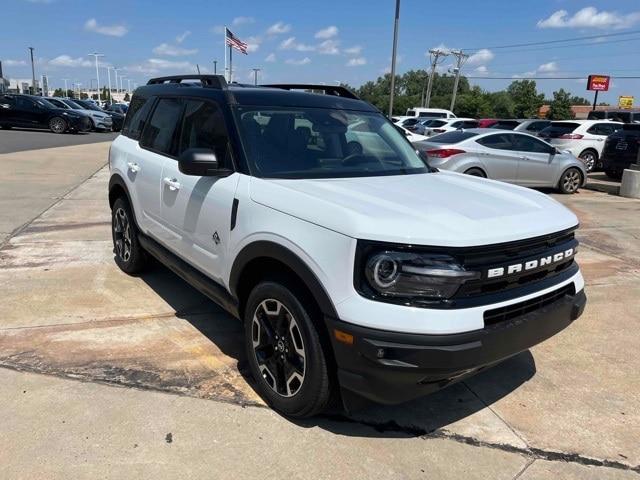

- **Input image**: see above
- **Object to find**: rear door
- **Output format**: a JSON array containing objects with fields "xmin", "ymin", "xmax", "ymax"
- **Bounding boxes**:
[
  {"xmin": 0, "ymin": 95, "xmax": 17, "ymax": 124},
  {"xmin": 133, "ymin": 96, "xmax": 183, "ymax": 241},
  {"xmin": 511, "ymin": 133, "xmax": 555, "ymax": 186},
  {"xmin": 474, "ymin": 133, "xmax": 519, "ymax": 182},
  {"xmin": 159, "ymin": 98, "xmax": 239, "ymax": 282}
]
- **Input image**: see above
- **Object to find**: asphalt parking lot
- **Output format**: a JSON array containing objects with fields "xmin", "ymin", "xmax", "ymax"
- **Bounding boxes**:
[
  {"xmin": 0, "ymin": 128, "xmax": 118, "ymax": 154},
  {"xmin": 0, "ymin": 141, "xmax": 638, "ymax": 479}
]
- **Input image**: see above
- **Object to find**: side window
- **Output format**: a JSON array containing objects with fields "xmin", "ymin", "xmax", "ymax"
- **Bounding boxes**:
[
  {"xmin": 462, "ymin": 120, "xmax": 478, "ymax": 128},
  {"xmin": 139, "ymin": 98, "xmax": 183, "ymax": 156},
  {"xmin": 527, "ymin": 121, "xmax": 548, "ymax": 132},
  {"xmin": 122, "ymin": 95, "xmax": 154, "ymax": 140},
  {"xmin": 512, "ymin": 134, "xmax": 552, "ymax": 154},
  {"xmin": 476, "ymin": 133, "xmax": 513, "ymax": 150},
  {"xmin": 450, "ymin": 121, "xmax": 463, "ymax": 128},
  {"xmin": 178, "ymin": 99, "xmax": 232, "ymax": 168},
  {"xmin": 587, "ymin": 123, "xmax": 614, "ymax": 136},
  {"xmin": 16, "ymin": 97, "xmax": 36, "ymax": 110},
  {"xmin": 0, "ymin": 96, "xmax": 15, "ymax": 109}
]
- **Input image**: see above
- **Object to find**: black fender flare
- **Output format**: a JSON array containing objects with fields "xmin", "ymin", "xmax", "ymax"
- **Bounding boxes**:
[
  {"xmin": 229, "ymin": 241, "xmax": 338, "ymax": 319},
  {"xmin": 108, "ymin": 173, "xmax": 141, "ymax": 228}
]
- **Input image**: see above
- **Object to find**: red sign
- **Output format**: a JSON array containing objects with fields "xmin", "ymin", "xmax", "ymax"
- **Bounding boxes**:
[{"xmin": 587, "ymin": 75, "xmax": 610, "ymax": 91}]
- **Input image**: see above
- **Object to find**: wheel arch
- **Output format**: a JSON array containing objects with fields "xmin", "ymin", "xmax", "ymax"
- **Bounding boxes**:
[
  {"xmin": 230, "ymin": 241, "xmax": 338, "ymax": 322},
  {"xmin": 108, "ymin": 174, "xmax": 141, "ymax": 229}
]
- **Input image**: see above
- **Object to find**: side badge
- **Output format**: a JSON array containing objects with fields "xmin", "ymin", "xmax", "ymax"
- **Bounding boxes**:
[{"xmin": 212, "ymin": 231, "xmax": 220, "ymax": 245}]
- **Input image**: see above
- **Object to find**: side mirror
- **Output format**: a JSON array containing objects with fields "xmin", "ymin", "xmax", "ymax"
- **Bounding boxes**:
[{"xmin": 178, "ymin": 148, "xmax": 233, "ymax": 177}]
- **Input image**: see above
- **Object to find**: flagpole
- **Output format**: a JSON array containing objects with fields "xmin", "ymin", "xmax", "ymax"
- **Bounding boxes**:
[
  {"xmin": 224, "ymin": 26, "xmax": 227, "ymax": 81},
  {"xmin": 229, "ymin": 44, "xmax": 233, "ymax": 82}
]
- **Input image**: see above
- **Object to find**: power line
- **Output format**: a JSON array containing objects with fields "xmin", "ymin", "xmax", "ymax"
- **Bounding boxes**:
[
  {"xmin": 475, "ymin": 35, "xmax": 640, "ymax": 55},
  {"xmin": 461, "ymin": 29, "xmax": 640, "ymax": 52}
]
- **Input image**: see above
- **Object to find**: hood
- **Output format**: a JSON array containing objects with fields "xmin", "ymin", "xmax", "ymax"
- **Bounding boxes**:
[{"xmin": 249, "ymin": 171, "xmax": 578, "ymax": 247}]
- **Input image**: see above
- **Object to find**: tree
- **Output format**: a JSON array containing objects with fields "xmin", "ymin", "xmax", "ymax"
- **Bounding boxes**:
[
  {"xmin": 488, "ymin": 91, "xmax": 515, "ymax": 118},
  {"xmin": 455, "ymin": 86, "xmax": 493, "ymax": 118},
  {"xmin": 101, "ymin": 86, "xmax": 109, "ymax": 101},
  {"xmin": 123, "ymin": 92, "xmax": 130, "ymax": 102},
  {"xmin": 507, "ymin": 80, "xmax": 545, "ymax": 118},
  {"xmin": 546, "ymin": 88, "xmax": 575, "ymax": 120},
  {"xmin": 570, "ymin": 95, "xmax": 591, "ymax": 106},
  {"xmin": 91, "ymin": 93, "xmax": 99, "ymax": 100}
]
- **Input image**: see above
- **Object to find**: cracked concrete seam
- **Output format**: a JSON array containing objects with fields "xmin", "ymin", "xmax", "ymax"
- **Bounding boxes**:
[{"xmin": 0, "ymin": 364, "xmax": 638, "ymax": 475}]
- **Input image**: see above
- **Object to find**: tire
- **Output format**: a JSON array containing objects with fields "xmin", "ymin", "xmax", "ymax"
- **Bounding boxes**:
[
  {"xmin": 111, "ymin": 197, "xmax": 147, "ymax": 274},
  {"xmin": 558, "ymin": 167, "xmax": 583, "ymax": 194},
  {"xmin": 244, "ymin": 281, "xmax": 332, "ymax": 418},
  {"xmin": 605, "ymin": 169, "xmax": 622, "ymax": 180},
  {"xmin": 464, "ymin": 167, "xmax": 487, "ymax": 178},
  {"xmin": 579, "ymin": 149, "xmax": 598, "ymax": 173},
  {"xmin": 0, "ymin": 124, "xmax": 12, "ymax": 130},
  {"xmin": 48, "ymin": 117, "xmax": 67, "ymax": 134}
]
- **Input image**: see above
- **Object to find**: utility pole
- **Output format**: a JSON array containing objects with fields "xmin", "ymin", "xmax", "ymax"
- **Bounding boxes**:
[
  {"xmin": 449, "ymin": 50, "xmax": 468, "ymax": 112},
  {"xmin": 28, "ymin": 47, "xmax": 36, "ymax": 95},
  {"xmin": 388, "ymin": 0, "xmax": 400, "ymax": 118},
  {"xmin": 88, "ymin": 52, "xmax": 104, "ymax": 101},
  {"xmin": 252, "ymin": 68, "xmax": 261, "ymax": 86},
  {"xmin": 423, "ymin": 48, "xmax": 448, "ymax": 108},
  {"xmin": 213, "ymin": 60, "xmax": 217, "ymax": 74}
]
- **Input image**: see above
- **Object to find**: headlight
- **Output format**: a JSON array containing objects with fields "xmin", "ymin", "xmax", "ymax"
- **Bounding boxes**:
[{"xmin": 360, "ymin": 250, "xmax": 480, "ymax": 302}]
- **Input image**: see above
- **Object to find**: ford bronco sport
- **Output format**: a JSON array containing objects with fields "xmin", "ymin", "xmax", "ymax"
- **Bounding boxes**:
[{"xmin": 108, "ymin": 75, "xmax": 586, "ymax": 417}]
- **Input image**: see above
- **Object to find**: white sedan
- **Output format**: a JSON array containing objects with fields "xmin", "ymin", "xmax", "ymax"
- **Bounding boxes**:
[{"xmin": 424, "ymin": 118, "xmax": 479, "ymax": 137}]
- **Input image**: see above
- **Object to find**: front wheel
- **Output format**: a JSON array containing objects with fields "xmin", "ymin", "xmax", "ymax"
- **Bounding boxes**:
[
  {"xmin": 558, "ymin": 168, "xmax": 583, "ymax": 194},
  {"xmin": 244, "ymin": 281, "xmax": 332, "ymax": 418},
  {"xmin": 48, "ymin": 117, "xmax": 67, "ymax": 134}
]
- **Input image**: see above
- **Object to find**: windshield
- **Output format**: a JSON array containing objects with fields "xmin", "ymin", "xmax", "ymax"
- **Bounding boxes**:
[
  {"xmin": 62, "ymin": 99, "xmax": 83, "ymax": 109},
  {"xmin": 235, "ymin": 107, "xmax": 428, "ymax": 179},
  {"xmin": 80, "ymin": 102, "xmax": 102, "ymax": 111},
  {"xmin": 35, "ymin": 98, "xmax": 56, "ymax": 109}
]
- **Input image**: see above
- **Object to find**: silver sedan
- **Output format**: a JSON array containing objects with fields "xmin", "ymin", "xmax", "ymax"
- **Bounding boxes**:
[{"xmin": 414, "ymin": 129, "xmax": 587, "ymax": 194}]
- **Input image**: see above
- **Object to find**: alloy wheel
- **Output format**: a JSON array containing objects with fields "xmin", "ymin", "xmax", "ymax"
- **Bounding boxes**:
[
  {"xmin": 562, "ymin": 170, "xmax": 581, "ymax": 193},
  {"xmin": 113, "ymin": 207, "xmax": 132, "ymax": 262},
  {"xmin": 50, "ymin": 118, "xmax": 66, "ymax": 133},
  {"xmin": 580, "ymin": 152, "xmax": 596, "ymax": 172},
  {"xmin": 251, "ymin": 299, "xmax": 306, "ymax": 397}
]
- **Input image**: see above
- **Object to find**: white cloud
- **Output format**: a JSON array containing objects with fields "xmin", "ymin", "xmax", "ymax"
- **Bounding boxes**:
[
  {"xmin": 153, "ymin": 43, "xmax": 198, "ymax": 56},
  {"xmin": 285, "ymin": 57, "xmax": 311, "ymax": 65},
  {"xmin": 474, "ymin": 65, "xmax": 489, "ymax": 75},
  {"xmin": 267, "ymin": 21, "xmax": 291, "ymax": 35},
  {"xmin": 176, "ymin": 31, "xmax": 191, "ymax": 43},
  {"xmin": 127, "ymin": 58, "xmax": 195, "ymax": 75},
  {"xmin": 3, "ymin": 59, "xmax": 27, "ymax": 66},
  {"xmin": 265, "ymin": 53, "xmax": 276, "ymax": 62},
  {"xmin": 344, "ymin": 45, "xmax": 362, "ymax": 55},
  {"xmin": 279, "ymin": 36, "xmax": 314, "ymax": 51},
  {"xmin": 537, "ymin": 61, "xmax": 558, "ymax": 73},
  {"xmin": 84, "ymin": 18, "xmax": 128, "ymax": 37},
  {"xmin": 467, "ymin": 48, "xmax": 494, "ymax": 65},
  {"xmin": 211, "ymin": 25, "xmax": 225, "ymax": 34},
  {"xmin": 232, "ymin": 16, "xmax": 255, "ymax": 26},
  {"xmin": 315, "ymin": 25, "xmax": 338, "ymax": 39},
  {"xmin": 428, "ymin": 43, "xmax": 452, "ymax": 55},
  {"xmin": 318, "ymin": 39, "xmax": 340, "ymax": 55},
  {"xmin": 48, "ymin": 55, "xmax": 92, "ymax": 68},
  {"xmin": 346, "ymin": 57, "xmax": 366, "ymax": 67},
  {"xmin": 245, "ymin": 36, "xmax": 262, "ymax": 53},
  {"xmin": 537, "ymin": 7, "xmax": 640, "ymax": 29}
]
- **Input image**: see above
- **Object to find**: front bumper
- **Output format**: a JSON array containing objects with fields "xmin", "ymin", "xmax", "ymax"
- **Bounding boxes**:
[
  {"xmin": 92, "ymin": 117, "xmax": 113, "ymax": 130},
  {"xmin": 66, "ymin": 116, "xmax": 92, "ymax": 132},
  {"xmin": 328, "ymin": 286, "xmax": 586, "ymax": 406}
]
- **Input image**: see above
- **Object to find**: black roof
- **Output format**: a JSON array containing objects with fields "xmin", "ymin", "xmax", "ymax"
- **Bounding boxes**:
[{"xmin": 137, "ymin": 75, "xmax": 377, "ymax": 112}]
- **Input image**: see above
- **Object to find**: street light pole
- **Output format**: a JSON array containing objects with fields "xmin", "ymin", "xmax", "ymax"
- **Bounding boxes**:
[
  {"xmin": 114, "ymin": 68, "xmax": 120, "ymax": 94},
  {"xmin": 127, "ymin": 78, "xmax": 131, "ymax": 94},
  {"xmin": 88, "ymin": 52, "xmax": 104, "ymax": 101},
  {"xmin": 388, "ymin": 0, "xmax": 400, "ymax": 118},
  {"xmin": 213, "ymin": 60, "xmax": 217, "ymax": 74},
  {"xmin": 62, "ymin": 78, "xmax": 69, "ymax": 97},
  {"xmin": 105, "ymin": 66, "xmax": 113, "ymax": 103},
  {"xmin": 28, "ymin": 47, "xmax": 36, "ymax": 95},
  {"xmin": 252, "ymin": 68, "xmax": 261, "ymax": 86}
]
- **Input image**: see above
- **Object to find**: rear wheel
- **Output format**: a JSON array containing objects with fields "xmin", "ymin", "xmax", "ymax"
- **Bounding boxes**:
[
  {"xmin": 111, "ymin": 197, "xmax": 147, "ymax": 274},
  {"xmin": 0, "ymin": 124, "xmax": 12, "ymax": 130},
  {"xmin": 464, "ymin": 167, "xmax": 486, "ymax": 178},
  {"xmin": 558, "ymin": 168, "xmax": 582, "ymax": 194},
  {"xmin": 244, "ymin": 281, "xmax": 332, "ymax": 418},
  {"xmin": 579, "ymin": 149, "xmax": 598, "ymax": 172},
  {"xmin": 48, "ymin": 117, "xmax": 67, "ymax": 134}
]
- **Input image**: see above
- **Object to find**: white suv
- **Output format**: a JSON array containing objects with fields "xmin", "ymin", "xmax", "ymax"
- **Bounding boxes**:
[
  {"xmin": 108, "ymin": 75, "xmax": 586, "ymax": 418},
  {"xmin": 539, "ymin": 120, "xmax": 623, "ymax": 172}
]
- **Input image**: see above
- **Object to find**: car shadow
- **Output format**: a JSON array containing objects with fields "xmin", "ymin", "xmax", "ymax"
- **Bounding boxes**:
[{"xmin": 138, "ymin": 258, "xmax": 536, "ymax": 439}]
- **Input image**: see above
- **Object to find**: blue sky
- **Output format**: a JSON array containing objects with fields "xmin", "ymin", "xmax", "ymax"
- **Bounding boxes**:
[{"xmin": 1, "ymin": 0, "xmax": 639, "ymax": 103}]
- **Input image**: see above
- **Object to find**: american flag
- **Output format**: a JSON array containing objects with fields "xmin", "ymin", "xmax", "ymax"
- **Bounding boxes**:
[{"xmin": 225, "ymin": 28, "xmax": 248, "ymax": 55}]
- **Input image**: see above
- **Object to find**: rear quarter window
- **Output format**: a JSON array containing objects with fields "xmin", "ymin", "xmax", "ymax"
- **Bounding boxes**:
[{"xmin": 122, "ymin": 95, "xmax": 154, "ymax": 140}]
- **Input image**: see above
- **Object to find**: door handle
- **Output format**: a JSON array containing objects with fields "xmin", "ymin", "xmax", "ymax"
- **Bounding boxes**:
[
  {"xmin": 163, "ymin": 177, "xmax": 181, "ymax": 191},
  {"xmin": 127, "ymin": 162, "xmax": 140, "ymax": 173}
]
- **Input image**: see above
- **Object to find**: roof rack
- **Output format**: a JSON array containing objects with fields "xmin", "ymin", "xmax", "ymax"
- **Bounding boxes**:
[
  {"xmin": 147, "ymin": 75, "xmax": 228, "ymax": 89},
  {"xmin": 262, "ymin": 84, "xmax": 359, "ymax": 100}
]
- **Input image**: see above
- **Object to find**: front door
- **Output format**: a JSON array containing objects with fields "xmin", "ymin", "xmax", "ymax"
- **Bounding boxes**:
[
  {"xmin": 159, "ymin": 98, "xmax": 239, "ymax": 283},
  {"xmin": 511, "ymin": 133, "xmax": 555, "ymax": 186}
]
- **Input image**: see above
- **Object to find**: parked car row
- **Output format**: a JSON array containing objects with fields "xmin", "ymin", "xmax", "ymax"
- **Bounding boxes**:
[{"xmin": 0, "ymin": 93, "xmax": 127, "ymax": 134}]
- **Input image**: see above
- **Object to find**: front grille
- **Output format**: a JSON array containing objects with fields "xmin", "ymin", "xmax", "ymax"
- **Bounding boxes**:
[
  {"xmin": 483, "ymin": 283, "xmax": 575, "ymax": 326},
  {"xmin": 454, "ymin": 228, "xmax": 578, "ymax": 299}
]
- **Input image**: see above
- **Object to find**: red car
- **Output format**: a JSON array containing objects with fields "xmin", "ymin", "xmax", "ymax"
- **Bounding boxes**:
[{"xmin": 478, "ymin": 118, "xmax": 499, "ymax": 128}]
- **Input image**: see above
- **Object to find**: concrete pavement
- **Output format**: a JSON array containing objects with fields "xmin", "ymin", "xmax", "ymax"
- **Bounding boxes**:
[{"xmin": 0, "ymin": 143, "xmax": 638, "ymax": 478}]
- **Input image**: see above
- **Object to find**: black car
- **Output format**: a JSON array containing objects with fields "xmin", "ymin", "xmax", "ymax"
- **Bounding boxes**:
[
  {"xmin": 0, "ymin": 94, "xmax": 91, "ymax": 133},
  {"xmin": 601, "ymin": 124, "xmax": 640, "ymax": 179},
  {"xmin": 105, "ymin": 103, "xmax": 128, "ymax": 115},
  {"xmin": 74, "ymin": 99, "xmax": 125, "ymax": 132}
]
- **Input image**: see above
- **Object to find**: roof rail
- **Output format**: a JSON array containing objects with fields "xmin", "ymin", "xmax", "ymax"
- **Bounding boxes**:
[
  {"xmin": 147, "ymin": 75, "xmax": 228, "ymax": 89},
  {"xmin": 262, "ymin": 84, "xmax": 359, "ymax": 100}
]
